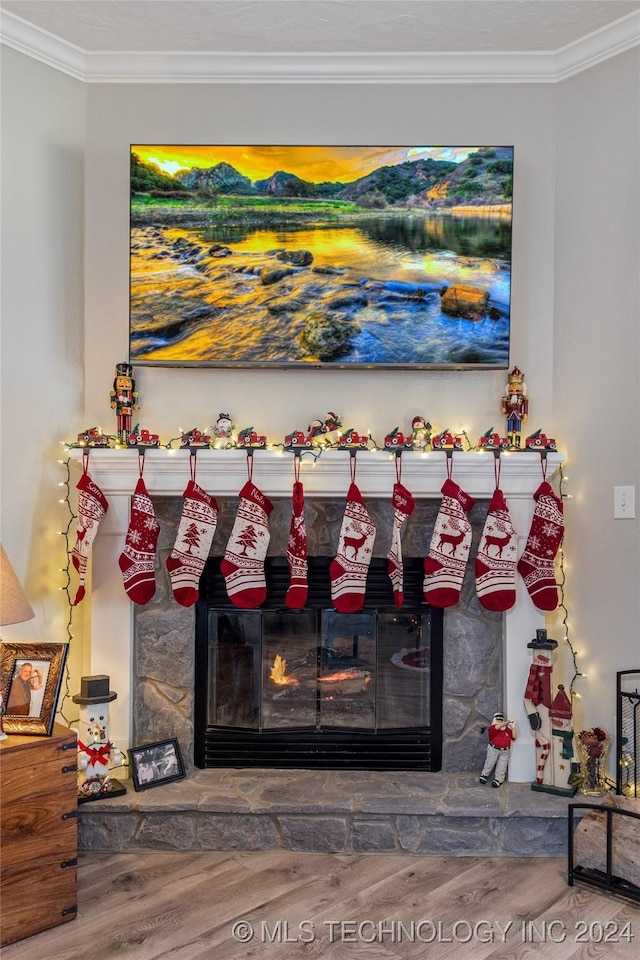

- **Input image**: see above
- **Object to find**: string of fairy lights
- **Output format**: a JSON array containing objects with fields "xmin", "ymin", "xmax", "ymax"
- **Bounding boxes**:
[
  {"xmin": 56, "ymin": 453, "xmax": 78, "ymax": 726},
  {"xmin": 556, "ymin": 462, "xmax": 584, "ymax": 704}
]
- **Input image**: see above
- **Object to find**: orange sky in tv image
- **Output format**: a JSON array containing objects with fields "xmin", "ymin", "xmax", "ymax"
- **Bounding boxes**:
[{"xmin": 132, "ymin": 145, "xmax": 477, "ymax": 182}]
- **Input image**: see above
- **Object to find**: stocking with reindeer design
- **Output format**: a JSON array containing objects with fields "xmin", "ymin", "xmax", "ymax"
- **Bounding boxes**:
[
  {"xmin": 330, "ymin": 463, "xmax": 376, "ymax": 613},
  {"xmin": 475, "ymin": 458, "xmax": 517, "ymax": 612},
  {"xmin": 423, "ymin": 466, "xmax": 475, "ymax": 608}
]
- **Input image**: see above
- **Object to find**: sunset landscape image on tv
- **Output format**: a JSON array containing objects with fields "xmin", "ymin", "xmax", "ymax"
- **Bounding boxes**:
[{"xmin": 130, "ymin": 145, "xmax": 513, "ymax": 368}]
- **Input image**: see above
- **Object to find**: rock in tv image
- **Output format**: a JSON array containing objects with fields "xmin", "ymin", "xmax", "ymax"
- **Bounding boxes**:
[{"xmin": 130, "ymin": 145, "xmax": 513, "ymax": 369}]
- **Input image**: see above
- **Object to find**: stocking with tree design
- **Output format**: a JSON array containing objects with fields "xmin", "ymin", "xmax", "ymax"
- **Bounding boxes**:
[
  {"xmin": 166, "ymin": 461, "xmax": 218, "ymax": 607},
  {"xmin": 221, "ymin": 460, "xmax": 273, "ymax": 608}
]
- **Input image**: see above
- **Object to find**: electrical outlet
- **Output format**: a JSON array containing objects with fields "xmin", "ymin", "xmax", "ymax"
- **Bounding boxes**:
[{"xmin": 614, "ymin": 486, "xmax": 636, "ymax": 519}]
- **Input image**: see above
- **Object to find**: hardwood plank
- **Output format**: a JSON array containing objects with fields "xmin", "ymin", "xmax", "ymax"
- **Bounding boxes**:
[{"xmin": 2, "ymin": 852, "xmax": 638, "ymax": 960}]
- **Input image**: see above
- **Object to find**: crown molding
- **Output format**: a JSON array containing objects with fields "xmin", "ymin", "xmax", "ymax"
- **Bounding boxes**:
[
  {"xmin": 1, "ymin": 8, "xmax": 638, "ymax": 84},
  {"xmin": 0, "ymin": 9, "xmax": 86, "ymax": 81}
]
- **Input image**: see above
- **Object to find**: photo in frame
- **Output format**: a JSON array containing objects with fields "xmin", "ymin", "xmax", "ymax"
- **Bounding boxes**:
[
  {"xmin": 0, "ymin": 642, "xmax": 68, "ymax": 735},
  {"xmin": 128, "ymin": 738, "xmax": 186, "ymax": 791},
  {"xmin": 130, "ymin": 145, "xmax": 513, "ymax": 369}
]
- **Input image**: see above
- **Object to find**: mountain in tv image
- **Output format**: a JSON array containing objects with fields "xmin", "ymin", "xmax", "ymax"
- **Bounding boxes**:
[{"xmin": 130, "ymin": 146, "xmax": 513, "ymax": 367}]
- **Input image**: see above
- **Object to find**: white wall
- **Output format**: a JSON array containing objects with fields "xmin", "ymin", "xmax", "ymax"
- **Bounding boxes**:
[
  {"xmin": 0, "ymin": 48, "xmax": 86, "ymax": 677},
  {"xmin": 552, "ymin": 47, "xmax": 640, "ymax": 735},
  {"xmin": 84, "ymin": 82, "xmax": 556, "ymax": 440}
]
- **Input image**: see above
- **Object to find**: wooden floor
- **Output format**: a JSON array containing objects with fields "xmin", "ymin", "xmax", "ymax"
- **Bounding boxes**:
[{"xmin": 4, "ymin": 851, "xmax": 639, "ymax": 959}]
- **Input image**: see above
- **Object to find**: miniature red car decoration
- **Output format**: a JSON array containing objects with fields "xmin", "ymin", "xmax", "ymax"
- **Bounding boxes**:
[
  {"xmin": 525, "ymin": 430, "xmax": 557, "ymax": 450},
  {"xmin": 284, "ymin": 430, "xmax": 314, "ymax": 448},
  {"xmin": 77, "ymin": 427, "xmax": 109, "ymax": 448},
  {"xmin": 384, "ymin": 429, "xmax": 413, "ymax": 450},
  {"xmin": 237, "ymin": 429, "xmax": 266, "ymax": 448},
  {"xmin": 338, "ymin": 430, "xmax": 370, "ymax": 449},
  {"xmin": 179, "ymin": 428, "xmax": 211, "ymax": 448},
  {"xmin": 127, "ymin": 428, "xmax": 160, "ymax": 447},
  {"xmin": 478, "ymin": 430, "xmax": 509, "ymax": 449},
  {"xmin": 432, "ymin": 429, "xmax": 463, "ymax": 450}
]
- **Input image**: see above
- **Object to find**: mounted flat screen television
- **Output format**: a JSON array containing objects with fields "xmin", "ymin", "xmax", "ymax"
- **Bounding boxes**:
[{"xmin": 130, "ymin": 145, "xmax": 513, "ymax": 369}]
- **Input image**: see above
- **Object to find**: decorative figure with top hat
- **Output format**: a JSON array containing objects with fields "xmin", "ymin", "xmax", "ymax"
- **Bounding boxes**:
[
  {"xmin": 73, "ymin": 675, "xmax": 126, "ymax": 802},
  {"xmin": 501, "ymin": 365, "xmax": 528, "ymax": 449},
  {"xmin": 479, "ymin": 711, "xmax": 518, "ymax": 787},
  {"xmin": 523, "ymin": 628, "xmax": 578, "ymax": 795},
  {"xmin": 110, "ymin": 362, "xmax": 139, "ymax": 443}
]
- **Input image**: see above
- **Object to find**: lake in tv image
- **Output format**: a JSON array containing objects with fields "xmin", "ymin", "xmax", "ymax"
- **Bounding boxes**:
[{"xmin": 129, "ymin": 145, "xmax": 513, "ymax": 368}]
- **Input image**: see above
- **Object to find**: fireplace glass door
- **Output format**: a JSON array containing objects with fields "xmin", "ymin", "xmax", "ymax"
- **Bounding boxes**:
[
  {"xmin": 195, "ymin": 557, "xmax": 442, "ymax": 770},
  {"xmin": 206, "ymin": 609, "xmax": 431, "ymax": 734}
]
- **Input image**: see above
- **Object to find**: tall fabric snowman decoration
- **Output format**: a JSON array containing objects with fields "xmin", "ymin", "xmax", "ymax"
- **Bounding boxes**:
[{"xmin": 73, "ymin": 676, "xmax": 126, "ymax": 802}]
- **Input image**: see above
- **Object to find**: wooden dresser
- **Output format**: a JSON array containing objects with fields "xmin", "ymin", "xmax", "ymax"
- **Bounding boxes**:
[{"xmin": 0, "ymin": 722, "xmax": 78, "ymax": 946}]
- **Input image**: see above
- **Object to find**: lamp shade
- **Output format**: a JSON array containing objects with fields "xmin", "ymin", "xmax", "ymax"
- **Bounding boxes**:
[{"xmin": 0, "ymin": 545, "xmax": 35, "ymax": 626}]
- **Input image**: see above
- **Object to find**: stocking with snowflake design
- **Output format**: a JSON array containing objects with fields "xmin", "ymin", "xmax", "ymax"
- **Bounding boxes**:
[
  {"xmin": 118, "ymin": 457, "xmax": 160, "ymax": 605},
  {"xmin": 475, "ymin": 462, "xmax": 518, "ymax": 612},
  {"xmin": 221, "ymin": 459, "xmax": 273, "ymax": 608},
  {"xmin": 285, "ymin": 461, "xmax": 308, "ymax": 609},
  {"xmin": 330, "ymin": 459, "xmax": 376, "ymax": 613},
  {"xmin": 166, "ymin": 459, "xmax": 218, "ymax": 607},
  {"xmin": 71, "ymin": 453, "xmax": 109, "ymax": 605},
  {"xmin": 517, "ymin": 467, "xmax": 564, "ymax": 611},
  {"xmin": 424, "ymin": 461, "xmax": 475, "ymax": 608},
  {"xmin": 387, "ymin": 457, "xmax": 416, "ymax": 609}
]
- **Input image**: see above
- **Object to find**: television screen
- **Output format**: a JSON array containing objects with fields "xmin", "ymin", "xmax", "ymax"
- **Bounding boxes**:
[{"xmin": 130, "ymin": 145, "xmax": 513, "ymax": 368}]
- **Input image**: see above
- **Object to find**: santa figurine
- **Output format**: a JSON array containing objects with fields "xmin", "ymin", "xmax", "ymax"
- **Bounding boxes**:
[
  {"xmin": 479, "ymin": 712, "xmax": 518, "ymax": 787},
  {"xmin": 73, "ymin": 675, "xmax": 126, "ymax": 802}
]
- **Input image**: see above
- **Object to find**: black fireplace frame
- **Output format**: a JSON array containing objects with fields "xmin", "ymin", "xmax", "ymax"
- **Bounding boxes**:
[{"xmin": 194, "ymin": 557, "xmax": 443, "ymax": 771}]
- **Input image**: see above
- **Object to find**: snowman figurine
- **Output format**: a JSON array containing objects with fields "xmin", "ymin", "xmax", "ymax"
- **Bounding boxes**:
[{"xmin": 73, "ymin": 675, "xmax": 126, "ymax": 802}]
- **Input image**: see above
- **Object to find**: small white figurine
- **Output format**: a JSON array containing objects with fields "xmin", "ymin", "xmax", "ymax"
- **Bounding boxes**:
[
  {"xmin": 72, "ymin": 675, "xmax": 126, "ymax": 801},
  {"xmin": 479, "ymin": 711, "xmax": 518, "ymax": 787}
]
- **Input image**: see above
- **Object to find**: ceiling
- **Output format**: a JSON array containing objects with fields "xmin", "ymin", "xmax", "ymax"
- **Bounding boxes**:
[{"xmin": 1, "ymin": 0, "xmax": 639, "ymax": 82}]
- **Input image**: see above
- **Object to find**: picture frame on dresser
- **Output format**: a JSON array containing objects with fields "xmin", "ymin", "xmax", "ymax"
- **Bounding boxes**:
[
  {"xmin": 0, "ymin": 642, "xmax": 68, "ymax": 735},
  {"xmin": 129, "ymin": 737, "xmax": 186, "ymax": 791}
]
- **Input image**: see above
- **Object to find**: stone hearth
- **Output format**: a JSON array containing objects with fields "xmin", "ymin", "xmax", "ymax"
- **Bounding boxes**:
[{"xmin": 77, "ymin": 769, "xmax": 589, "ymax": 856}]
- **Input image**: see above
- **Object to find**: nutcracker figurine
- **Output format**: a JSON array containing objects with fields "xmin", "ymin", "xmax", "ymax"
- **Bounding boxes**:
[
  {"xmin": 73, "ymin": 675, "xmax": 126, "ymax": 802},
  {"xmin": 110, "ymin": 362, "xmax": 139, "ymax": 443},
  {"xmin": 501, "ymin": 365, "xmax": 528, "ymax": 449}
]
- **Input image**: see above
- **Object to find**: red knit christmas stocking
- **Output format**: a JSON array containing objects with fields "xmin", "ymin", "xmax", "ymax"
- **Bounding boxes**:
[
  {"xmin": 475, "ymin": 485, "xmax": 517, "ymax": 612},
  {"xmin": 118, "ymin": 466, "xmax": 160, "ymax": 605},
  {"xmin": 285, "ymin": 472, "xmax": 308, "ymax": 610},
  {"xmin": 166, "ymin": 470, "xmax": 218, "ymax": 607},
  {"xmin": 517, "ymin": 479, "xmax": 564, "ymax": 611},
  {"xmin": 330, "ymin": 472, "xmax": 376, "ymax": 614},
  {"xmin": 71, "ymin": 455, "xmax": 109, "ymax": 605},
  {"xmin": 220, "ymin": 471, "xmax": 273, "ymax": 608},
  {"xmin": 387, "ymin": 466, "xmax": 416, "ymax": 609},
  {"xmin": 424, "ymin": 473, "xmax": 475, "ymax": 608}
]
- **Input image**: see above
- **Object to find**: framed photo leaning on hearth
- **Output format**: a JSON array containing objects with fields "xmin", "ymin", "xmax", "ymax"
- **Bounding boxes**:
[
  {"xmin": 129, "ymin": 737, "xmax": 186, "ymax": 791},
  {"xmin": 0, "ymin": 642, "xmax": 68, "ymax": 735}
]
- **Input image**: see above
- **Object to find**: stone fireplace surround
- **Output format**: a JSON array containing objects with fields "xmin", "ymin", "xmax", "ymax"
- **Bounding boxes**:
[
  {"xmin": 72, "ymin": 447, "xmax": 563, "ymax": 784},
  {"xmin": 73, "ymin": 448, "xmax": 584, "ymax": 857}
]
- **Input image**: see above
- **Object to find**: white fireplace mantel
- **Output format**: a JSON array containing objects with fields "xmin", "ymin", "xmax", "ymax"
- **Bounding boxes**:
[{"xmin": 70, "ymin": 447, "xmax": 564, "ymax": 782}]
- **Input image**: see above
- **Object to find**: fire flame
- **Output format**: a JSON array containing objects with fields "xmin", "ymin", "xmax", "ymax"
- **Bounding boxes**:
[
  {"xmin": 269, "ymin": 654, "xmax": 299, "ymax": 686},
  {"xmin": 318, "ymin": 670, "xmax": 370, "ymax": 685}
]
